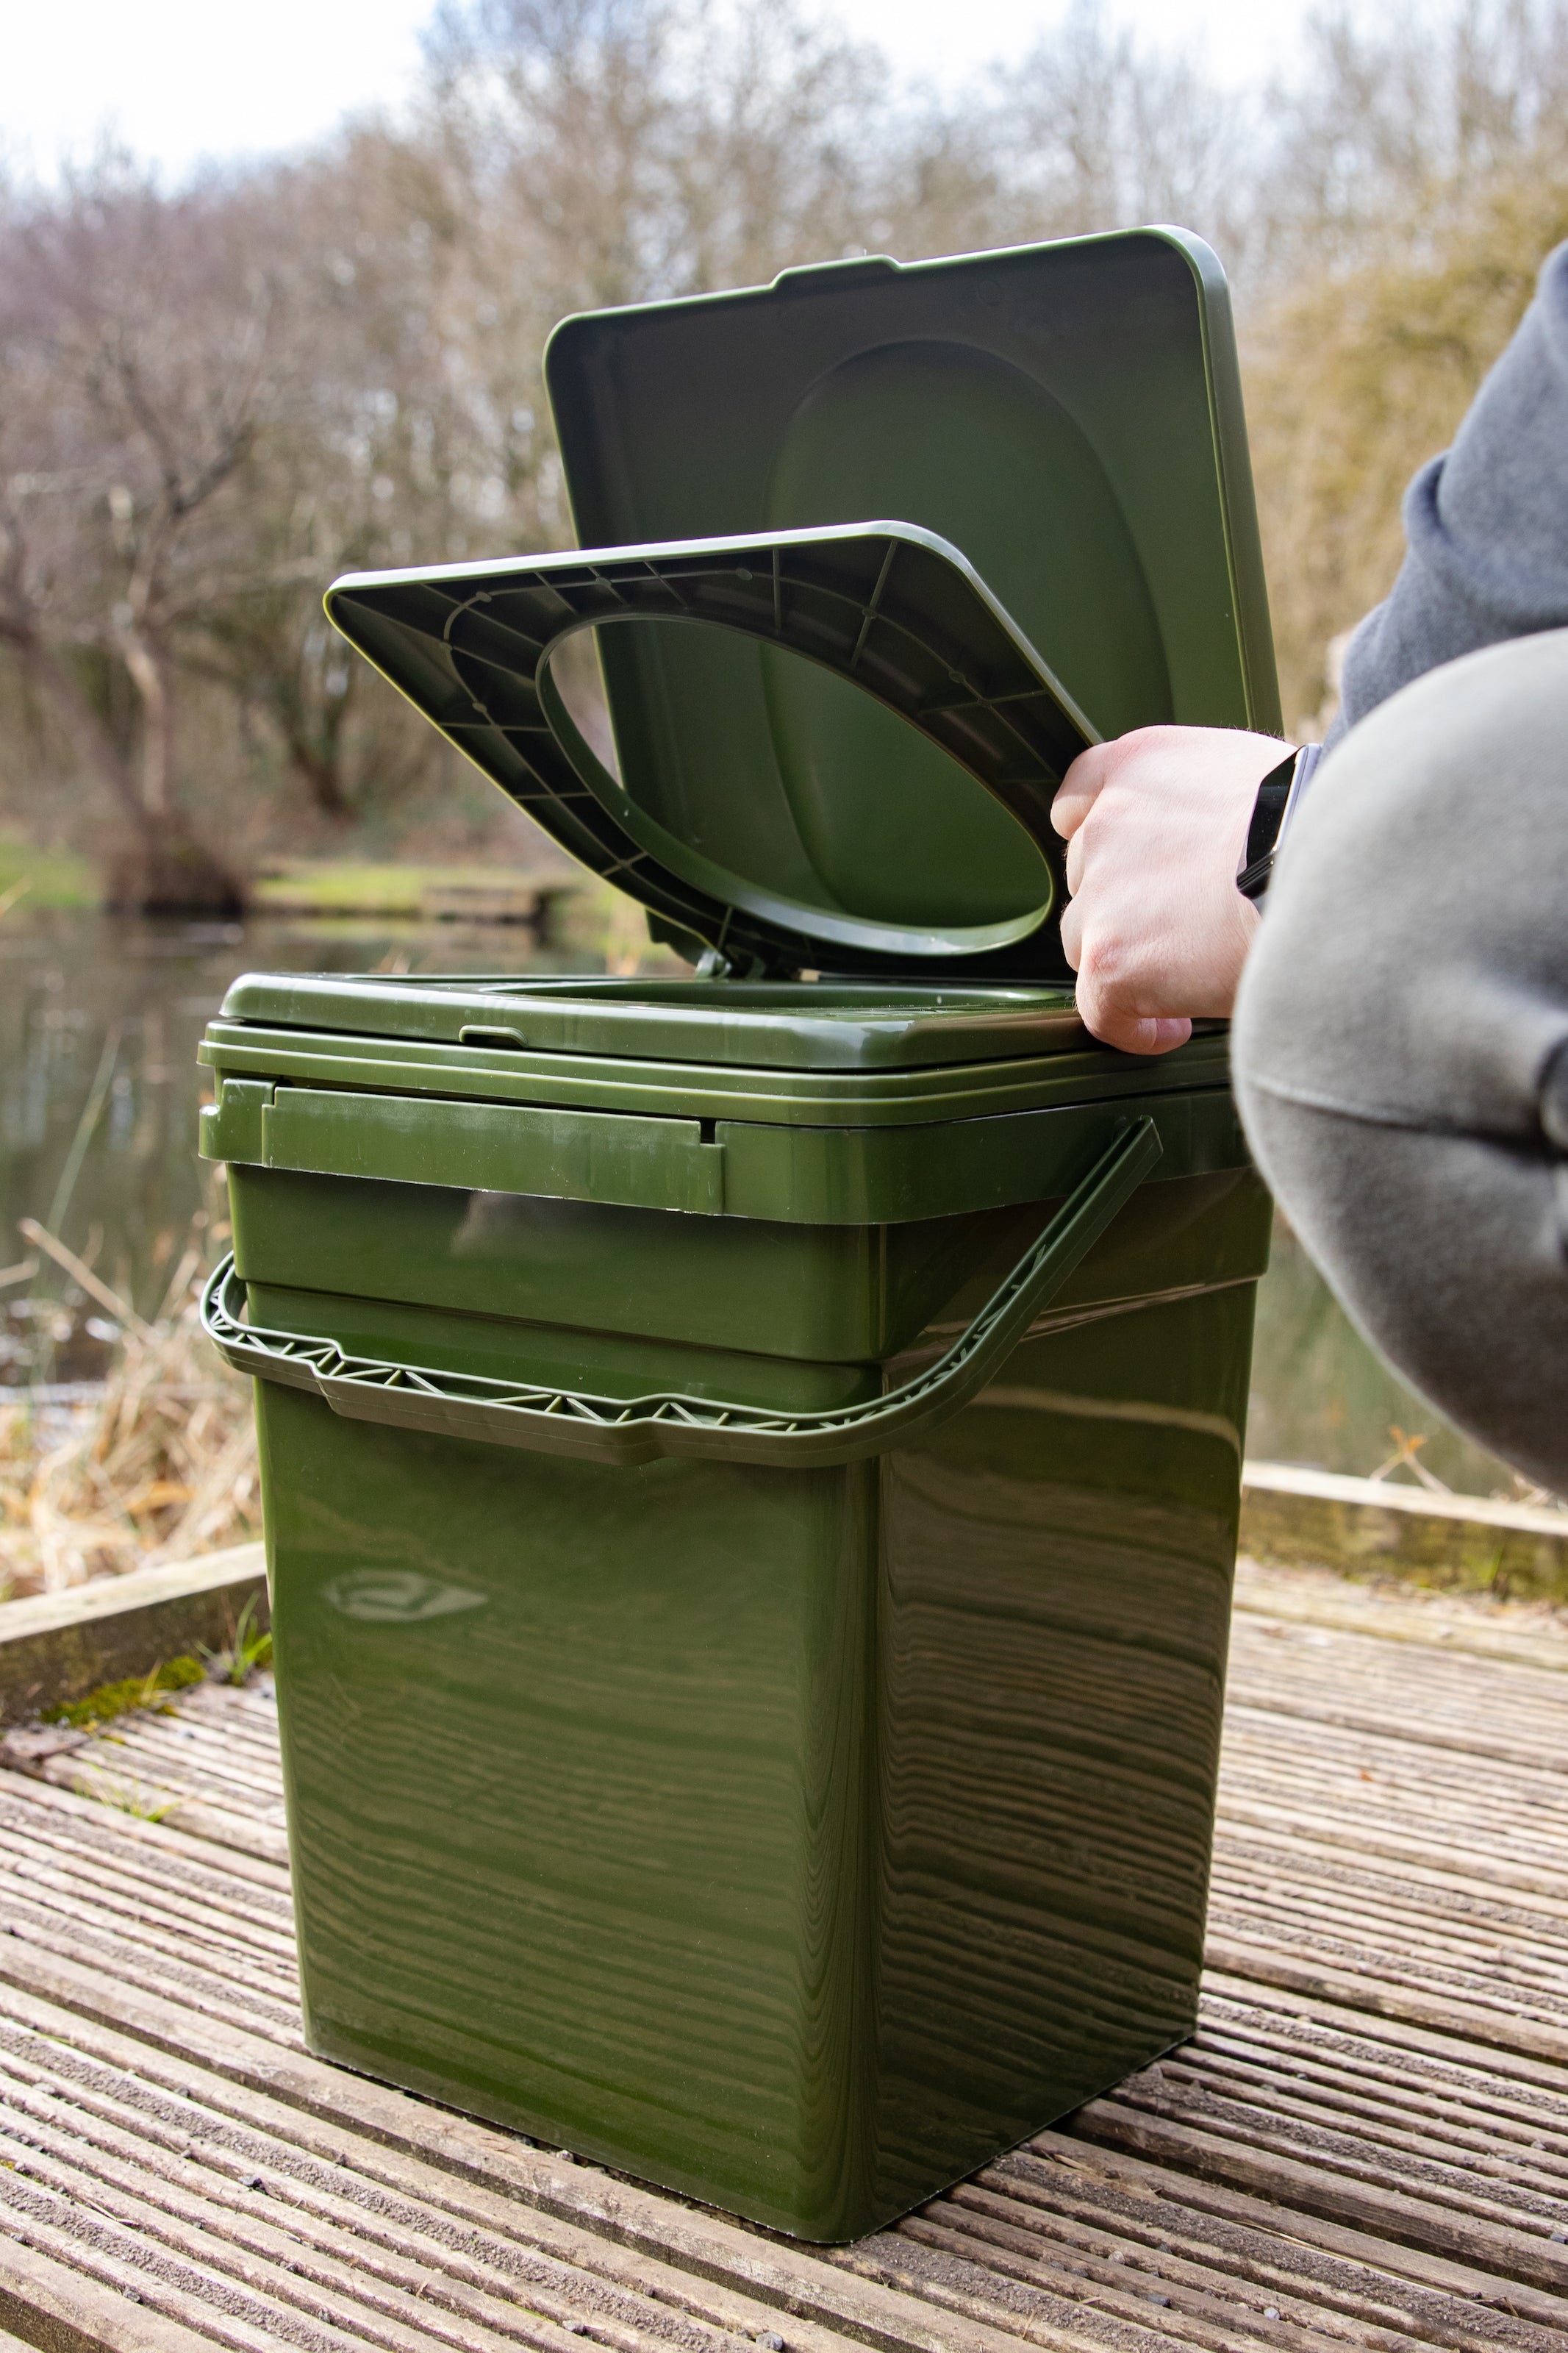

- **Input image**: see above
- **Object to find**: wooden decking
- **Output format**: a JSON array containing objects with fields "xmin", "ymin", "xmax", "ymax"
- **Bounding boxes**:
[{"xmin": 1, "ymin": 1566, "xmax": 1564, "ymax": 2353}]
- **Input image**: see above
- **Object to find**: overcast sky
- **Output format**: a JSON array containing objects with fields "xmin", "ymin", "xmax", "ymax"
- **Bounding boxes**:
[{"xmin": 4, "ymin": 0, "xmax": 1321, "ymax": 188}]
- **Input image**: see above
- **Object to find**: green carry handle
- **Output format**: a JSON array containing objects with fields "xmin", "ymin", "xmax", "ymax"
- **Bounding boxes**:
[{"xmin": 201, "ymin": 1118, "xmax": 1161, "ymax": 1468}]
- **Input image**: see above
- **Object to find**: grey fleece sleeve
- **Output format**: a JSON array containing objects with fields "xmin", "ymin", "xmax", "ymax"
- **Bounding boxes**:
[
  {"xmin": 1322, "ymin": 239, "xmax": 1568, "ymax": 751},
  {"xmin": 1234, "ymin": 629, "xmax": 1568, "ymax": 1492}
]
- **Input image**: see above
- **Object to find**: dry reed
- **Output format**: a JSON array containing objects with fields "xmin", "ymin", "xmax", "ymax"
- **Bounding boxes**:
[{"xmin": 0, "ymin": 1227, "xmax": 259, "ymax": 1602}]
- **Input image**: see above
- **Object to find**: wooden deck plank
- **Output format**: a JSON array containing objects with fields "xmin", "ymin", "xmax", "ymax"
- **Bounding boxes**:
[{"xmin": 1, "ymin": 1580, "xmax": 1564, "ymax": 2352}]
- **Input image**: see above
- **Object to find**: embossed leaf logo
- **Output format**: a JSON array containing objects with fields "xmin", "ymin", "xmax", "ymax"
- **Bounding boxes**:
[{"xmin": 323, "ymin": 1569, "xmax": 489, "ymax": 1624}]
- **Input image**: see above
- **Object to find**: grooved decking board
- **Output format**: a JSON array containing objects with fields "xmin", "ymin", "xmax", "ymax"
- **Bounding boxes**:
[{"xmin": 2, "ymin": 1595, "xmax": 1567, "ymax": 2352}]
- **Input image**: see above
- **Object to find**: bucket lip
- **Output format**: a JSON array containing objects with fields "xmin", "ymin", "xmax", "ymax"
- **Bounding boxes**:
[{"xmin": 200, "ymin": 979, "xmax": 1234, "ymax": 1146}]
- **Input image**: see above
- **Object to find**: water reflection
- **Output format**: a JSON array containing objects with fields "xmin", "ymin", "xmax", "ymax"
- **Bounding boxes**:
[
  {"xmin": 1247, "ymin": 1215, "xmax": 1519, "ymax": 1496},
  {"xmin": 0, "ymin": 909, "xmax": 545, "ymax": 1384},
  {"xmin": 0, "ymin": 907, "xmax": 1522, "ymax": 1492}
]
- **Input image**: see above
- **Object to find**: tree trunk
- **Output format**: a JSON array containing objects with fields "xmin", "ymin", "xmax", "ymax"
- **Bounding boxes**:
[
  {"xmin": 15, "ymin": 634, "xmax": 244, "ymax": 912},
  {"xmin": 273, "ymin": 676, "xmax": 353, "ymax": 818},
  {"xmin": 289, "ymin": 732, "xmax": 352, "ymax": 819},
  {"xmin": 118, "ymin": 628, "xmax": 174, "ymax": 815}
]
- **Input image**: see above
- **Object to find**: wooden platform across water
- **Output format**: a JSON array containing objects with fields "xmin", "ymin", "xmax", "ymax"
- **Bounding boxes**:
[
  {"xmin": 1, "ymin": 1567, "xmax": 1564, "ymax": 2353},
  {"xmin": 248, "ymin": 861, "xmax": 581, "ymax": 930}
]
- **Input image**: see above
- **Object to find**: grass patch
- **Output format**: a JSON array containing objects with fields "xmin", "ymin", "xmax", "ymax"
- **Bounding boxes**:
[
  {"xmin": 253, "ymin": 859, "xmax": 432, "ymax": 915},
  {"xmin": 201, "ymin": 1594, "xmax": 272, "ymax": 1685},
  {"xmin": 43, "ymin": 1654, "xmax": 204, "ymax": 1730},
  {"xmin": 0, "ymin": 835, "xmax": 97, "ymax": 911},
  {"xmin": 253, "ymin": 858, "xmax": 581, "ymax": 919}
]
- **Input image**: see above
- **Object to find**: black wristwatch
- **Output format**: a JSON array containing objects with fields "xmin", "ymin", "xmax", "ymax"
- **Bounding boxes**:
[{"xmin": 1237, "ymin": 744, "xmax": 1320, "ymax": 901}]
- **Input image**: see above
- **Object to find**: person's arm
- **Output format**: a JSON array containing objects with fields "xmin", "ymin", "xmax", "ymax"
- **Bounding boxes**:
[{"xmin": 1052, "ymin": 239, "xmax": 1568, "ymax": 1053}]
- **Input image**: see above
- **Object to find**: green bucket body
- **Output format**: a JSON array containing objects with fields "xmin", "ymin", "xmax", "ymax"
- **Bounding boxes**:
[
  {"xmin": 207, "ymin": 226, "xmax": 1281, "ymax": 2240},
  {"xmin": 202, "ymin": 976, "xmax": 1270, "ymax": 2241}
]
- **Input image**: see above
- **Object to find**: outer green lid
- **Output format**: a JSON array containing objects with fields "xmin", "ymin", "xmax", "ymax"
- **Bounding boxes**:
[
  {"xmin": 212, "ymin": 972, "xmax": 1095, "ymax": 1071},
  {"xmin": 327, "ymin": 229, "xmax": 1278, "ymax": 982}
]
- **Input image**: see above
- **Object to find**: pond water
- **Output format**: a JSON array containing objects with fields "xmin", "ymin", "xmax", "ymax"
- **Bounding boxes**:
[{"xmin": 0, "ymin": 907, "xmax": 1518, "ymax": 1495}]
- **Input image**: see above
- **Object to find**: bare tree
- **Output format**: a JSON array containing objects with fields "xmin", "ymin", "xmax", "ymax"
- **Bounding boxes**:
[
  {"xmin": 0, "ymin": 166, "xmax": 282, "ymax": 904},
  {"xmin": 1254, "ymin": 0, "xmax": 1568, "ymax": 280},
  {"xmin": 182, "ymin": 133, "xmax": 531, "ymax": 824},
  {"xmin": 420, "ymin": 0, "xmax": 921, "ymax": 306},
  {"xmin": 3, "ymin": 0, "xmax": 1566, "ymax": 898},
  {"xmin": 1240, "ymin": 1, "xmax": 1568, "ymax": 721},
  {"xmin": 972, "ymin": 0, "xmax": 1250, "ymax": 260}
]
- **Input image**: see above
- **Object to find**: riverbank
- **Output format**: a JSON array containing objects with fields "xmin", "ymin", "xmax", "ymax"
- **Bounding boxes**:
[
  {"xmin": 0, "ymin": 835, "xmax": 96, "ymax": 912},
  {"xmin": 0, "ymin": 835, "xmax": 590, "ymax": 929},
  {"xmin": 250, "ymin": 857, "xmax": 582, "ymax": 927}
]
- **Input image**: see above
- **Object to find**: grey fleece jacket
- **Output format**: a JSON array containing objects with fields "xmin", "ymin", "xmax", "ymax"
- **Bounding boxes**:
[{"xmin": 1232, "ymin": 240, "xmax": 1568, "ymax": 1489}]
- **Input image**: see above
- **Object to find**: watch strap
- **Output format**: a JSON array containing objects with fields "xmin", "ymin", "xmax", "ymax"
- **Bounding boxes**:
[{"xmin": 1238, "ymin": 745, "xmax": 1320, "ymax": 901}]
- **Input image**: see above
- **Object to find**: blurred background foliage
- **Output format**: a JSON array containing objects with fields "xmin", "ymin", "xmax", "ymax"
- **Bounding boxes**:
[{"xmin": 1, "ymin": 0, "xmax": 1565, "ymax": 904}]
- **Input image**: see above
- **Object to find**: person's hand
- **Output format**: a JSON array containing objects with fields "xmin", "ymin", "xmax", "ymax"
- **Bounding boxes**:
[{"xmin": 1050, "ymin": 725, "xmax": 1292, "ymax": 1056}]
